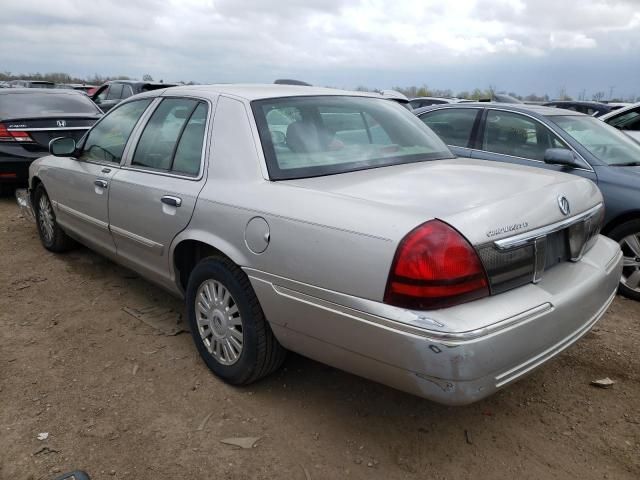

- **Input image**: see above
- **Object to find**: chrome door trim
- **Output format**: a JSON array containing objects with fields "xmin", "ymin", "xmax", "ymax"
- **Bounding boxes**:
[
  {"xmin": 110, "ymin": 225, "xmax": 164, "ymax": 254},
  {"xmin": 55, "ymin": 201, "xmax": 109, "ymax": 230},
  {"xmin": 494, "ymin": 203, "xmax": 603, "ymax": 250}
]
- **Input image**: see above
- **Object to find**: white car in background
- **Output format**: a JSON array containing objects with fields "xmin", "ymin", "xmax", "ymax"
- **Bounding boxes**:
[{"xmin": 600, "ymin": 102, "xmax": 640, "ymax": 142}]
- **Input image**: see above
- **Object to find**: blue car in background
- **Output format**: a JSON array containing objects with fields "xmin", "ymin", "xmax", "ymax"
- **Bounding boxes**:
[{"xmin": 415, "ymin": 103, "xmax": 640, "ymax": 300}]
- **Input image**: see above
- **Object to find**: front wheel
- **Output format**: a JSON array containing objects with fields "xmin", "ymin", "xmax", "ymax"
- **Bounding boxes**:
[
  {"xmin": 609, "ymin": 219, "xmax": 640, "ymax": 301},
  {"xmin": 186, "ymin": 256, "xmax": 286, "ymax": 385},
  {"xmin": 33, "ymin": 184, "xmax": 75, "ymax": 253}
]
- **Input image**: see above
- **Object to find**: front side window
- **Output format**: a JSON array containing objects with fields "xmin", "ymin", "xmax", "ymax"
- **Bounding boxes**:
[
  {"xmin": 551, "ymin": 115, "xmax": 640, "ymax": 166},
  {"xmin": 132, "ymin": 98, "xmax": 205, "ymax": 173},
  {"xmin": 122, "ymin": 85, "xmax": 134, "ymax": 99},
  {"xmin": 483, "ymin": 110, "xmax": 567, "ymax": 160},
  {"xmin": 420, "ymin": 108, "xmax": 479, "ymax": 147},
  {"xmin": 253, "ymin": 96, "xmax": 452, "ymax": 180},
  {"xmin": 78, "ymin": 99, "xmax": 152, "ymax": 164},
  {"xmin": 606, "ymin": 107, "xmax": 640, "ymax": 132},
  {"xmin": 94, "ymin": 86, "xmax": 109, "ymax": 103}
]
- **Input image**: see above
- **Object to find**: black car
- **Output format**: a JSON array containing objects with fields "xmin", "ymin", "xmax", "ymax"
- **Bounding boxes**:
[
  {"xmin": 0, "ymin": 89, "xmax": 102, "ymax": 192},
  {"xmin": 9, "ymin": 80, "xmax": 56, "ymax": 89},
  {"xmin": 90, "ymin": 80, "xmax": 178, "ymax": 112},
  {"xmin": 415, "ymin": 103, "xmax": 640, "ymax": 300},
  {"xmin": 543, "ymin": 101, "xmax": 614, "ymax": 117}
]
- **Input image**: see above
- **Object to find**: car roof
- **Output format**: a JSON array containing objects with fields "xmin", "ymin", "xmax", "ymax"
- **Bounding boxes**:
[
  {"xmin": 0, "ymin": 88, "xmax": 87, "ymax": 95},
  {"xmin": 138, "ymin": 84, "xmax": 381, "ymax": 101},
  {"xmin": 413, "ymin": 102, "xmax": 587, "ymax": 117},
  {"xmin": 105, "ymin": 80, "xmax": 178, "ymax": 87}
]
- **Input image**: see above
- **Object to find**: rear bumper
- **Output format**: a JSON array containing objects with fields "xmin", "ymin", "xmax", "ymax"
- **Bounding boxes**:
[{"xmin": 247, "ymin": 235, "xmax": 622, "ymax": 405}]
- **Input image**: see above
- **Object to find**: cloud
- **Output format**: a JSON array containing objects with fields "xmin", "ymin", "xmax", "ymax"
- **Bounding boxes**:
[{"xmin": 0, "ymin": 0, "xmax": 638, "ymax": 97}]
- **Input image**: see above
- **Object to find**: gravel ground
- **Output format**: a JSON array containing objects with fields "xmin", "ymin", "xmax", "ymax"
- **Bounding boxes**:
[{"xmin": 1, "ymin": 195, "xmax": 639, "ymax": 480}]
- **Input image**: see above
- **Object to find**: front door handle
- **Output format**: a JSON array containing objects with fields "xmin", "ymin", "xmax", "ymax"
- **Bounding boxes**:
[
  {"xmin": 161, "ymin": 195, "xmax": 182, "ymax": 207},
  {"xmin": 94, "ymin": 179, "xmax": 108, "ymax": 188}
]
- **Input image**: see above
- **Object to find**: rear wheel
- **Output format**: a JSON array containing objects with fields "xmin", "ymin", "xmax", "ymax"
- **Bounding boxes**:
[
  {"xmin": 609, "ymin": 219, "xmax": 640, "ymax": 301},
  {"xmin": 33, "ymin": 184, "xmax": 75, "ymax": 253},
  {"xmin": 186, "ymin": 255, "xmax": 286, "ymax": 385}
]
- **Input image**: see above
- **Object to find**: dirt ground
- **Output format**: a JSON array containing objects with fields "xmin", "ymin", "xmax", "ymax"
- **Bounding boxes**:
[{"xmin": 0, "ymin": 195, "xmax": 639, "ymax": 480}]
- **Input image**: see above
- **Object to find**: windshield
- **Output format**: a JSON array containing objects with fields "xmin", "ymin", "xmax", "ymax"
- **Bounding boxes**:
[
  {"xmin": 550, "ymin": 115, "xmax": 640, "ymax": 166},
  {"xmin": 252, "ymin": 95, "xmax": 453, "ymax": 180},
  {"xmin": 0, "ymin": 92, "xmax": 100, "ymax": 117}
]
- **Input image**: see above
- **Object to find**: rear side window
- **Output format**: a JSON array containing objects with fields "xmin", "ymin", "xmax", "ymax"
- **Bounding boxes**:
[
  {"xmin": 78, "ymin": 99, "xmax": 152, "ymax": 164},
  {"xmin": 420, "ymin": 109, "xmax": 479, "ymax": 147},
  {"xmin": 172, "ymin": 103, "xmax": 208, "ymax": 175},
  {"xmin": 482, "ymin": 110, "xmax": 568, "ymax": 160},
  {"xmin": 0, "ymin": 92, "xmax": 101, "ymax": 116},
  {"xmin": 107, "ymin": 84, "xmax": 124, "ymax": 100},
  {"xmin": 132, "ymin": 98, "xmax": 206, "ymax": 175},
  {"xmin": 122, "ymin": 85, "xmax": 134, "ymax": 99}
]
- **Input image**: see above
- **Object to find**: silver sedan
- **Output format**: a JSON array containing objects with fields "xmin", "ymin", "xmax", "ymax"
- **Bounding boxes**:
[{"xmin": 24, "ymin": 85, "xmax": 622, "ymax": 405}]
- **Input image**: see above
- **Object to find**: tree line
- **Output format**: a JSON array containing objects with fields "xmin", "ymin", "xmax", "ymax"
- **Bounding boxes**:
[{"xmin": 1, "ymin": 72, "xmax": 637, "ymax": 102}]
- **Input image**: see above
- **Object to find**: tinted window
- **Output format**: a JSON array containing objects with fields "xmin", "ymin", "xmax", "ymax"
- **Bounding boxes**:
[
  {"xmin": 122, "ymin": 85, "xmax": 134, "ymax": 99},
  {"xmin": 483, "ymin": 110, "xmax": 567, "ymax": 160},
  {"xmin": 172, "ymin": 103, "xmax": 208, "ymax": 175},
  {"xmin": 606, "ymin": 107, "xmax": 640, "ymax": 131},
  {"xmin": 0, "ymin": 92, "xmax": 100, "ymax": 117},
  {"xmin": 107, "ymin": 83, "xmax": 124, "ymax": 100},
  {"xmin": 132, "ymin": 98, "xmax": 199, "ymax": 170},
  {"xmin": 79, "ymin": 99, "xmax": 151, "ymax": 164},
  {"xmin": 253, "ymin": 96, "xmax": 452, "ymax": 180},
  {"xmin": 420, "ymin": 108, "xmax": 479, "ymax": 147}
]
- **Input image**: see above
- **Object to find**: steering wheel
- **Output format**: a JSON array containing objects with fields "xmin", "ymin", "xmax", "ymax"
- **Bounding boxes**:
[{"xmin": 87, "ymin": 144, "xmax": 117, "ymax": 162}]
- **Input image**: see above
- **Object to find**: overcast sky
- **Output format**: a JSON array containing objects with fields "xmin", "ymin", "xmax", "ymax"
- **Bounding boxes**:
[{"xmin": 1, "ymin": 0, "xmax": 639, "ymax": 98}]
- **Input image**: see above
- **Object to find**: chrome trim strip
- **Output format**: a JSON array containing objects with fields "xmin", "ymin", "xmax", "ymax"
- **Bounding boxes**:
[
  {"xmin": 494, "ymin": 203, "xmax": 603, "ymax": 250},
  {"xmin": 55, "ymin": 202, "xmax": 108, "ymax": 230},
  {"xmin": 245, "ymin": 268, "xmax": 554, "ymax": 342},
  {"xmin": 110, "ymin": 225, "xmax": 163, "ymax": 253},
  {"xmin": 7, "ymin": 127, "xmax": 91, "ymax": 132},
  {"xmin": 494, "ymin": 290, "xmax": 615, "ymax": 388}
]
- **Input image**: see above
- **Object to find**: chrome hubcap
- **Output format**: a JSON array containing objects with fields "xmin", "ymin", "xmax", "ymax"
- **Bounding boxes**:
[
  {"xmin": 38, "ymin": 195, "xmax": 55, "ymax": 243},
  {"xmin": 619, "ymin": 233, "xmax": 640, "ymax": 292},
  {"xmin": 195, "ymin": 279, "xmax": 243, "ymax": 365}
]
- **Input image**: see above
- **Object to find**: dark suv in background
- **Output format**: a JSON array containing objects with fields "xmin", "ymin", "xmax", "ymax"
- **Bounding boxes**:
[
  {"xmin": 90, "ymin": 80, "xmax": 178, "ymax": 112},
  {"xmin": 415, "ymin": 103, "xmax": 640, "ymax": 300}
]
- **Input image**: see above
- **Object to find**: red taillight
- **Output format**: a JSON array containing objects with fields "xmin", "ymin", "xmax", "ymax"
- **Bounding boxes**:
[
  {"xmin": 384, "ymin": 220, "xmax": 489, "ymax": 310},
  {"xmin": 0, "ymin": 123, "xmax": 32, "ymax": 142}
]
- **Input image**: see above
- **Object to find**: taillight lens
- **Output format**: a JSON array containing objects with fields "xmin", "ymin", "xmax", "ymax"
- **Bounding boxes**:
[
  {"xmin": 0, "ymin": 123, "xmax": 32, "ymax": 142},
  {"xmin": 384, "ymin": 220, "xmax": 490, "ymax": 310}
]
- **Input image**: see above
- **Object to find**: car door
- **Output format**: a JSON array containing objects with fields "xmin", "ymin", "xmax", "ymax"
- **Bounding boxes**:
[
  {"xmin": 471, "ymin": 109, "xmax": 598, "ymax": 182},
  {"xmin": 47, "ymin": 98, "xmax": 153, "ymax": 256},
  {"xmin": 108, "ymin": 96, "xmax": 211, "ymax": 285},
  {"xmin": 418, "ymin": 107, "xmax": 482, "ymax": 158}
]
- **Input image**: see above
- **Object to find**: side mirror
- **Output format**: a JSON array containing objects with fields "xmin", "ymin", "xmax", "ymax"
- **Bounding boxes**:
[
  {"xmin": 543, "ymin": 148, "xmax": 581, "ymax": 168},
  {"xmin": 49, "ymin": 137, "xmax": 77, "ymax": 157}
]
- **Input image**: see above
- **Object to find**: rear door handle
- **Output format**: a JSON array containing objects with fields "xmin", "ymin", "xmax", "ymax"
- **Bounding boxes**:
[
  {"xmin": 161, "ymin": 195, "xmax": 182, "ymax": 207},
  {"xmin": 94, "ymin": 179, "xmax": 108, "ymax": 188}
]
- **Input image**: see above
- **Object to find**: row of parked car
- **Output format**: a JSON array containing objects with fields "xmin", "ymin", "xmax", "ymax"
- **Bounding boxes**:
[{"xmin": 4, "ymin": 81, "xmax": 639, "ymax": 405}]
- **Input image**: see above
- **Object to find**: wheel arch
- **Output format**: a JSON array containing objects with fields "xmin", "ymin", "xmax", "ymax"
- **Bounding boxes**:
[
  {"xmin": 170, "ymin": 230, "xmax": 250, "ymax": 294},
  {"xmin": 602, "ymin": 210, "xmax": 640, "ymax": 236}
]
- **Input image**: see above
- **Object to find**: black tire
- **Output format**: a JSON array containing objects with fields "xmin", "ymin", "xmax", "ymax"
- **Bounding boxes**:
[
  {"xmin": 33, "ymin": 184, "xmax": 76, "ymax": 253},
  {"xmin": 186, "ymin": 255, "xmax": 286, "ymax": 385},
  {"xmin": 608, "ymin": 219, "xmax": 640, "ymax": 301}
]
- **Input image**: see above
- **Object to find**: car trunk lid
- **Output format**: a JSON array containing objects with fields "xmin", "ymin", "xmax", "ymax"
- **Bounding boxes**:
[{"xmin": 2, "ymin": 114, "xmax": 100, "ymax": 152}]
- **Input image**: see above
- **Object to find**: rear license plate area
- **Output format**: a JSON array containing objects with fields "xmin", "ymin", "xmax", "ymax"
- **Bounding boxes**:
[{"xmin": 544, "ymin": 229, "xmax": 570, "ymax": 270}]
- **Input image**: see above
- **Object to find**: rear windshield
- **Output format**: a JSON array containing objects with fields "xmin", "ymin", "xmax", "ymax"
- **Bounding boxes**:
[
  {"xmin": 252, "ymin": 95, "xmax": 453, "ymax": 180},
  {"xmin": 0, "ymin": 92, "xmax": 100, "ymax": 117}
]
